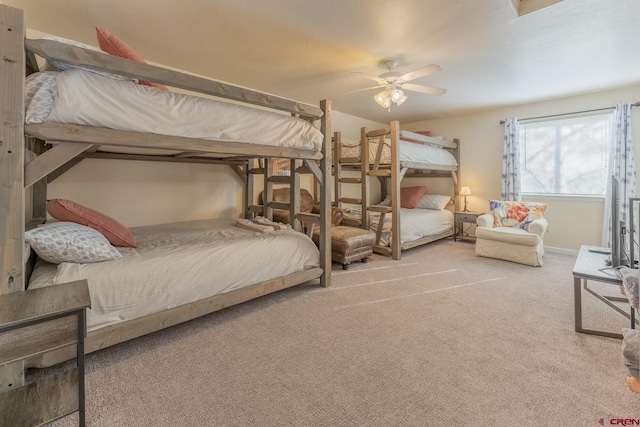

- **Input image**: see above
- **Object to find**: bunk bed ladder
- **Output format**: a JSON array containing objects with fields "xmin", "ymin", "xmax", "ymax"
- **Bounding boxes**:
[
  {"xmin": 333, "ymin": 132, "xmax": 367, "ymax": 228},
  {"xmin": 362, "ymin": 123, "xmax": 401, "ymax": 260}
]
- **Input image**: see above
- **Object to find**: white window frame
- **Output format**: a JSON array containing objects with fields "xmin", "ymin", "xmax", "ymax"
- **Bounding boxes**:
[{"xmin": 519, "ymin": 112, "xmax": 613, "ymax": 198}]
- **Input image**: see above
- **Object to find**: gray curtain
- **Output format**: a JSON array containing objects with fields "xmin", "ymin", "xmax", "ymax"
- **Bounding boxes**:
[
  {"xmin": 602, "ymin": 102, "xmax": 636, "ymax": 247},
  {"xmin": 501, "ymin": 117, "xmax": 521, "ymax": 201}
]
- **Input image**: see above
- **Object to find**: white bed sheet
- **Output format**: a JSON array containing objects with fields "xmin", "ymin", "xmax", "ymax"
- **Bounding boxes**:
[
  {"xmin": 368, "ymin": 208, "xmax": 454, "ymax": 246},
  {"xmin": 27, "ymin": 69, "xmax": 324, "ymax": 152},
  {"xmin": 340, "ymin": 138, "xmax": 457, "ymax": 170},
  {"xmin": 28, "ymin": 219, "xmax": 320, "ymax": 332}
]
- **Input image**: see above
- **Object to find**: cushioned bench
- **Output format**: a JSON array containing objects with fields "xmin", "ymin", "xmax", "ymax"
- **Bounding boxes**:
[{"xmin": 314, "ymin": 226, "xmax": 376, "ymax": 270}]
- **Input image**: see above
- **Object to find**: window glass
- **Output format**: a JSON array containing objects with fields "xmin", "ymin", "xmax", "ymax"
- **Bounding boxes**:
[{"xmin": 519, "ymin": 113, "xmax": 612, "ymax": 196}]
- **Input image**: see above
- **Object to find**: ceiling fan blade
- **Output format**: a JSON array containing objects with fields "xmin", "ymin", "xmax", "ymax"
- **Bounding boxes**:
[
  {"xmin": 396, "ymin": 64, "xmax": 442, "ymax": 83},
  {"xmin": 349, "ymin": 71, "xmax": 388, "ymax": 86},
  {"xmin": 344, "ymin": 84, "xmax": 385, "ymax": 95},
  {"xmin": 402, "ymin": 83, "xmax": 447, "ymax": 96}
]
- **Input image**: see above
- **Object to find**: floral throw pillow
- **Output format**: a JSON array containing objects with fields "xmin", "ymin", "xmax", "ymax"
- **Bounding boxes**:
[{"xmin": 489, "ymin": 200, "xmax": 548, "ymax": 231}]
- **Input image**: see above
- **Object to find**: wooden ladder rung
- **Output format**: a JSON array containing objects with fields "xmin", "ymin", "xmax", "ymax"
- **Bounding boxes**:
[
  {"xmin": 248, "ymin": 168, "xmax": 265, "ymax": 174},
  {"xmin": 248, "ymin": 205, "xmax": 264, "ymax": 213},
  {"xmin": 339, "ymin": 157, "xmax": 360, "ymax": 164},
  {"xmin": 339, "ymin": 197, "xmax": 361, "ymax": 205},
  {"xmin": 369, "ymin": 170, "xmax": 392, "ymax": 177},
  {"xmin": 268, "ymin": 201, "xmax": 289, "ymax": 210},
  {"xmin": 367, "ymin": 128, "xmax": 389, "ymax": 138},
  {"xmin": 368, "ymin": 205, "xmax": 392, "ymax": 213},
  {"xmin": 269, "ymin": 175, "xmax": 291, "ymax": 183},
  {"xmin": 339, "ymin": 177, "xmax": 361, "ymax": 184}
]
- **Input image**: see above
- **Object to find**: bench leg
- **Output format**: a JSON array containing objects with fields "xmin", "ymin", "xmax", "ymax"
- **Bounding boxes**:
[
  {"xmin": 342, "ymin": 263, "xmax": 350, "ymax": 270},
  {"xmin": 361, "ymin": 257, "xmax": 369, "ymax": 263}
]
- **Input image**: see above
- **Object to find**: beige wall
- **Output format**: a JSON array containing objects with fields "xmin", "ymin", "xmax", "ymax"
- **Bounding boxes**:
[
  {"xmin": 404, "ymin": 84, "xmax": 640, "ymax": 252},
  {"xmin": 48, "ymin": 110, "xmax": 384, "ymax": 227}
]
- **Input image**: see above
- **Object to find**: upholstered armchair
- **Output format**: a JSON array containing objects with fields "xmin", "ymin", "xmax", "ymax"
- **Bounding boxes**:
[{"xmin": 475, "ymin": 200, "xmax": 548, "ymax": 267}]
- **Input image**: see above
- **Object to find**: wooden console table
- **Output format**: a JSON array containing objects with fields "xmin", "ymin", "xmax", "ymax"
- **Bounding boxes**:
[{"xmin": 0, "ymin": 280, "xmax": 91, "ymax": 426}]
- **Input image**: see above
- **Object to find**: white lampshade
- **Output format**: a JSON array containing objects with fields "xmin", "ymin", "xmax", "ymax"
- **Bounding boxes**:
[
  {"xmin": 374, "ymin": 91, "xmax": 387, "ymax": 107},
  {"xmin": 374, "ymin": 87, "xmax": 408, "ymax": 110},
  {"xmin": 459, "ymin": 186, "xmax": 472, "ymax": 196},
  {"xmin": 390, "ymin": 88, "xmax": 404, "ymax": 102}
]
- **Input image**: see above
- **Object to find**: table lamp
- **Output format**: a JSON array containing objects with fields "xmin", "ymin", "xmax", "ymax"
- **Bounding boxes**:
[{"xmin": 460, "ymin": 186, "xmax": 472, "ymax": 212}]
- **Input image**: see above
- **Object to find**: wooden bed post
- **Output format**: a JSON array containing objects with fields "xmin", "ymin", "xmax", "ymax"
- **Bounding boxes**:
[
  {"xmin": 320, "ymin": 100, "xmax": 332, "ymax": 287},
  {"xmin": 0, "ymin": 4, "xmax": 26, "ymax": 392},
  {"xmin": 290, "ymin": 158, "xmax": 302, "ymax": 232},
  {"xmin": 390, "ymin": 121, "xmax": 401, "ymax": 260},
  {"xmin": 263, "ymin": 158, "xmax": 273, "ymax": 220},
  {"xmin": 360, "ymin": 127, "xmax": 370, "ymax": 231},
  {"xmin": 333, "ymin": 132, "xmax": 340, "ymax": 209},
  {"xmin": 452, "ymin": 138, "xmax": 461, "ymax": 210}
]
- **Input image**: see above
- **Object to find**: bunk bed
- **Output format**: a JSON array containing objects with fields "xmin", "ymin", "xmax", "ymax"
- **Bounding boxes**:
[
  {"xmin": 0, "ymin": 5, "xmax": 332, "ymax": 369},
  {"xmin": 333, "ymin": 121, "xmax": 459, "ymax": 260}
]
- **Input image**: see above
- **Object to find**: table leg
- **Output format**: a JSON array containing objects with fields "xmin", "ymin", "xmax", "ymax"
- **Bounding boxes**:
[
  {"xmin": 574, "ymin": 276, "xmax": 583, "ymax": 333},
  {"xmin": 574, "ymin": 277, "xmax": 624, "ymax": 339}
]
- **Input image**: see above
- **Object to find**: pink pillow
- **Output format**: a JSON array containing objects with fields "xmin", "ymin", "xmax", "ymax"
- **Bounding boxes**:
[
  {"xmin": 47, "ymin": 199, "xmax": 136, "ymax": 247},
  {"xmin": 95, "ymin": 26, "xmax": 168, "ymax": 91},
  {"xmin": 400, "ymin": 186, "xmax": 426, "ymax": 209}
]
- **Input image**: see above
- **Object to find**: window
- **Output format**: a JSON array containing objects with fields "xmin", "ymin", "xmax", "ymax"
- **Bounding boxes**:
[{"xmin": 519, "ymin": 113, "xmax": 612, "ymax": 196}]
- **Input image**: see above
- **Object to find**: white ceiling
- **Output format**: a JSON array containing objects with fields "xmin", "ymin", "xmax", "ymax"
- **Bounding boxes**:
[{"xmin": 6, "ymin": 0, "xmax": 640, "ymax": 123}]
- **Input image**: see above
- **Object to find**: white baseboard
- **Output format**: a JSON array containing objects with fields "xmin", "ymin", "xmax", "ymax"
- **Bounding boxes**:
[{"xmin": 545, "ymin": 246, "xmax": 578, "ymax": 256}]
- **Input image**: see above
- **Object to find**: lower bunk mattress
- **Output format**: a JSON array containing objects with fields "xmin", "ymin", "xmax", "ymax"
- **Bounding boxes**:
[
  {"xmin": 28, "ymin": 218, "xmax": 320, "ymax": 332},
  {"xmin": 346, "ymin": 208, "xmax": 454, "ymax": 247}
]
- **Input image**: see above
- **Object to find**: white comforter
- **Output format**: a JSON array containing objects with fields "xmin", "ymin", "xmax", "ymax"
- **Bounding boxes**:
[
  {"xmin": 369, "ymin": 208, "xmax": 454, "ymax": 246},
  {"xmin": 26, "ymin": 69, "xmax": 324, "ymax": 151},
  {"xmin": 340, "ymin": 138, "xmax": 457, "ymax": 169},
  {"xmin": 28, "ymin": 219, "xmax": 320, "ymax": 331}
]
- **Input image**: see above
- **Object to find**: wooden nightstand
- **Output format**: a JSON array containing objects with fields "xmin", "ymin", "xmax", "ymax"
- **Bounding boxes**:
[
  {"xmin": 454, "ymin": 211, "xmax": 482, "ymax": 242},
  {"xmin": 0, "ymin": 280, "xmax": 91, "ymax": 426}
]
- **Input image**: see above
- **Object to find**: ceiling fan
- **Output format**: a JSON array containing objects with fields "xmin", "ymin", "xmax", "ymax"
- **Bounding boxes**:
[{"xmin": 352, "ymin": 59, "xmax": 447, "ymax": 110}]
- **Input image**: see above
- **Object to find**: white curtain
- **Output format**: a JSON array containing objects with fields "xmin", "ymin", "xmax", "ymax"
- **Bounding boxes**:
[
  {"xmin": 602, "ymin": 102, "xmax": 636, "ymax": 247},
  {"xmin": 501, "ymin": 117, "xmax": 521, "ymax": 201}
]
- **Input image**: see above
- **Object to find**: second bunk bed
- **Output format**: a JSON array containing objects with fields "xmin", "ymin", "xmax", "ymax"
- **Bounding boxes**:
[{"xmin": 333, "ymin": 121, "xmax": 459, "ymax": 260}]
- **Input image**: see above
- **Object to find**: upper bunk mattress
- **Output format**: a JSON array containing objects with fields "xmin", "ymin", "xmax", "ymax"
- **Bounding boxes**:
[
  {"xmin": 25, "ymin": 70, "xmax": 324, "ymax": 153},
  {"xmin": 27, "ymin": 218, "xmax": 320, "ymax": 332},
  {"xmin": 340, "ymin": 138, "xmax": 457, "ymax": 170}
]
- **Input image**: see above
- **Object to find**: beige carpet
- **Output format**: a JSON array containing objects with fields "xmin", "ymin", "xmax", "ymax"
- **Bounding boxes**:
[{"xmin": 35, "ymin": 240, "xmax": 638, "ymax": 426}]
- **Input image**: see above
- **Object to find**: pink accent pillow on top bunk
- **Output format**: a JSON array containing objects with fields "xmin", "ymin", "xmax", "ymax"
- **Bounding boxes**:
[
  {"xmin": 400, "ymin": 186, "xmax": 426, "ymax": 209},
  {"xmin": 95, "ymin": 26, "xmax": 168, "ymax": 91},
  {"xmin": 47, "ymin": 199, "xmax": 136, "ymax": 247}
]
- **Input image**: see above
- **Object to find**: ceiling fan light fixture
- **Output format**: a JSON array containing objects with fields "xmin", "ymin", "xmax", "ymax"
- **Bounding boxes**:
[
  {"xmin": 374, "ymin": 90, "xmax": 389, "ymax": 107},
  {"xmin": 390, "ymin": 88, "xmax": 404, "ymax": 102},
  {"xmin": 395, "ymin": 95, "xmax": 408, "ymax": 106}
]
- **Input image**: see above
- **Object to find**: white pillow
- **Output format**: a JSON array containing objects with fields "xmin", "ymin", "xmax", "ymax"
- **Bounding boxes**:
[
  {"xmin": 416, "ymin": 194, "xmax": 451, "ymax": 210},
  {"xmin": 25, "ymin": 71, "xmax": 57, "ymax": 124},
  {"xmin": 25, "ymin": 221, "xmax": 122, "ymax": 264}
]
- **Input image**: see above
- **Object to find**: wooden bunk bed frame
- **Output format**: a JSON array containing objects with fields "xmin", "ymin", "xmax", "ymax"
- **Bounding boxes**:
[
  {"xmin": 0, "ymin": 4, "xmax": 332, "ymax": 377},
  {"xmin": 333, "ymin": 120, "xmax": 459, "ymax": 260}
]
